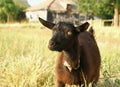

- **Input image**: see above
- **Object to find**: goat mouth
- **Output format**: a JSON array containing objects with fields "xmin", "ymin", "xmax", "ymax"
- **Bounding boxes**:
[
  {"xmin": 48, "ymin": 44, "xmax": 56, "ymax": 50},
  {"xmin": 48, "ymin": 44, "xmax": 63, "ymax": 51}
]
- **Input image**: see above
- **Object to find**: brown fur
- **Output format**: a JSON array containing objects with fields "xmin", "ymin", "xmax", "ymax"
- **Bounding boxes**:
[
  {"xmin": 38, "ymin": 18, "xmax": 101, "ymax": 87},
  {"xmin": 55, "ymin": 31, "xmax": 101, "ymax": 87}
]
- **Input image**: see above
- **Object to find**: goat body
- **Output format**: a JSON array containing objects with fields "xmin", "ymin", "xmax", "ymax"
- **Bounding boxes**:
[
  {"xmin": 39, "ymin": 17, "xmax": 101, "ymax": 87},
  {"xmin": 55, "ymin": 31, "xmax": 100, "ymax": 86}
]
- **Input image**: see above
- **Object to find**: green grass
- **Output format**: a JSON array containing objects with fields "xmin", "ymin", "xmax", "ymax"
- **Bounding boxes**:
[{"xmin": 0, "ymin": 23, "xmax": 120, "ymax": 87}]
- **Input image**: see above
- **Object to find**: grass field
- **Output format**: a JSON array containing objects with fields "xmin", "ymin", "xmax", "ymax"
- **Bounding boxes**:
[{"xmin": 0, "ymin": 23, "xmax": 120, "ymax": 87}]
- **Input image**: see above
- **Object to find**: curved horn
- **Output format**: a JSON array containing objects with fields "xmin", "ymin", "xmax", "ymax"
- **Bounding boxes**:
[{"xmin": 39, "ymin": 17, "xmax": 55, "ymax": 29}]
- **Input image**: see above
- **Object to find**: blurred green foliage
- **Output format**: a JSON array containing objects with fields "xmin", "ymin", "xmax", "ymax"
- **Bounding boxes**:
[
  {"xmin": 0, "ymin": 0, "xmax": 29, "ymax": 23},
  {"xmin": 75, "ymin": 0, "xmax": 120, "ymax": 19}
]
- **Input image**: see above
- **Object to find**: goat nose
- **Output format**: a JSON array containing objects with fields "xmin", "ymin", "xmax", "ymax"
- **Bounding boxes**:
[{"xmin": 49, "ymin": 40, "xmax": 56, "ymax": 46}]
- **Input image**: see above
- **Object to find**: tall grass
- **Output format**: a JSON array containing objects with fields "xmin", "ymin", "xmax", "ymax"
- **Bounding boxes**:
[
  {"xmin": 0, "ymin": 24, "xmax": 56, "ymax": 87},
  {"xmin": 94, "ymin": 26, "xmax": 120, "ymax": 87},
  {"xmin": 0, "ymin": 23, "xmax": 120, "ymax": 87}
]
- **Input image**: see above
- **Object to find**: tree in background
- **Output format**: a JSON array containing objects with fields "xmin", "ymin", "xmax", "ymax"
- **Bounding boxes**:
[
  {"xmin": 75, "ymin": 0, "xmax": 120, "ymax": 26},
  {"xmin": 13, "ymin": 0, "xmax": 29, "ymax": 9},
  {"xmin": 0, "ymin": 0, "xmax": 29, "ymax": 23},
  {"xmin": 0, "ymin": 0, "xmax": 15, "ymax": 22},
  {"xmin": 112, "ymin": 0, "xmax": 120, "ymax": 26},
  {"xmin": 101, "ymin": 0, "xmax": 120, "ymax": 26}
]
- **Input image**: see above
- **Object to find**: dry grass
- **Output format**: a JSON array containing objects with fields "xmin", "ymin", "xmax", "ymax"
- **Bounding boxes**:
[{"xmin": 0, "ymin": 23, "xmax": 119, "ymax": 87}]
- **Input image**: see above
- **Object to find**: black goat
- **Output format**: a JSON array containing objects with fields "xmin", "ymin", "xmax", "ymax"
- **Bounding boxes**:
[{"xmin": 39, "ymin": 17, "xmax": 101, "ymax": 87}]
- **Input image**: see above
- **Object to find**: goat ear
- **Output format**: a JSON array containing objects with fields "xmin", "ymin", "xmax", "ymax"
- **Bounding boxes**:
[
  {"xmin": 39, "ymin": 17, "xmax": 55, "ymax": 29},
  {"xmin": 76, "ymin": 22, "xmax": 89, "ymax": 32}
]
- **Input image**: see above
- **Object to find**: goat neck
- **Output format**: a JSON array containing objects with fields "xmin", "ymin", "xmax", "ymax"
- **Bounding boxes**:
[{"xmin": 63, "ymin": 38, "xmax": 80, "ymax": 71}]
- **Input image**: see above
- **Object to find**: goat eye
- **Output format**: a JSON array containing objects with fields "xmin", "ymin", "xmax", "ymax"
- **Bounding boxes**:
[{"xmin": 67, "ymin": 31, "xmax": 72, "ymax": 36}]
